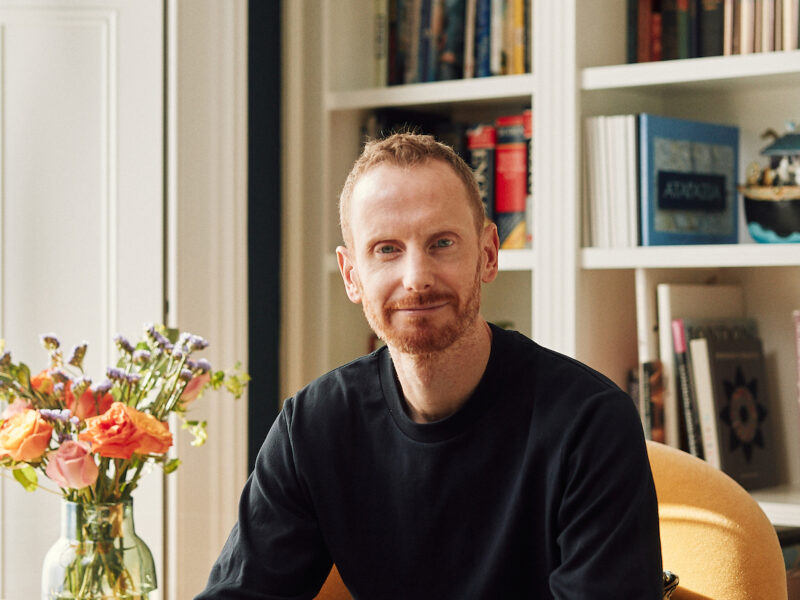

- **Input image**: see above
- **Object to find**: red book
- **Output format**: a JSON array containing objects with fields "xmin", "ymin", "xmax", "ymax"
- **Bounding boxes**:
[
  {"xmin": 494, "ymin": 113, "xmax": 527, "ymax": 249},
  {"xmin": 466, "ymin": 124, "xmax": 496, "ymax": 223}
]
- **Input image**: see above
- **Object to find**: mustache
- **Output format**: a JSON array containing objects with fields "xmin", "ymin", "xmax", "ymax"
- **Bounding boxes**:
[{"xmin": 386, "ymin": 291, "xmax": 457, "ymax": 311}]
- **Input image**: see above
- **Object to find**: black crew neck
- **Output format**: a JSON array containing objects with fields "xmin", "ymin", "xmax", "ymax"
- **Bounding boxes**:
[{"xmin": 377, "ymin": 324, "xmax": 502, "ymax": 443}]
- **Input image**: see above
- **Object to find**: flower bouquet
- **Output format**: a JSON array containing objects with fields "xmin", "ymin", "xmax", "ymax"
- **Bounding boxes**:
[{"xmin": 0, "ymin": 325, "xmax": 248, "ymax": 599}]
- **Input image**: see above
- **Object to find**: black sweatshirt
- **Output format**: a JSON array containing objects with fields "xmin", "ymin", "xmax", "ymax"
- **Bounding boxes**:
[{"xmin": 196, "ymin": 324, "xmax": 662, "ymax": 599}]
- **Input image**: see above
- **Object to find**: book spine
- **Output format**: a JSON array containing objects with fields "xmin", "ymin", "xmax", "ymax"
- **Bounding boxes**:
[
  {"xmin": 405, "ymin": 0, "xmax": 422, "ymax": 83},
  {"xmin": 678, "ymin": 0, "xmax": 692, "ymax": 58},
  {"xmin": 475, "ymin": 0, "xmax": 492, "ymax": 76},
  {"xmin": 511, "ymin": 0, "xmax": 526, "ymax": 74},
  {"xmin": 638, "ymin": 0, "xmax": 653, "ymax": 61},
  {"xmin": 628, "ymin": 0, "xmax": 640, "ymax": 62},
  {"xmin": 761, "ymin": 0, "xmax": 775, "ymax": 52},
  {"xmin": 652, "ymin": 8, "xmax": 664, "ymax": 59},
  {"xmin": 689, "ymin": 337, "xmax": 721, "ymax": 468},
  {"xmin": 490, "ymin": 0, "xmax": 504, "ymax": 74},
  {"xmin": 724, "ymin": 0, "xmax": 735, "ymax": 54},
  {"xmin": 494, "ymin": 114, "xmax": 527, "ymax": 249},
  {"xmin": 793, "ymin": 309, "xmax": 800, "ymax": 410},
  {"xmin": 438, "ymin": 0, "xmax": 466, "ymax": 80},
  {"xmin": 388, "ymin": 0, "xmax": 401, "ymax": 85},
  {"xmin": 638, "ymin": 361, "xmax": 653, "ymax": 440},
  {"xmin": 524, "ymin": 108, "xmax": 532, "ymax": 248},
  {"xmin": 467, "ymin": 124, "xmax": 497, "ymax": 223},
  {"xmin": 417, "ymin": 0, "xmax": 433, "ymax": 82},
  {"xmin": 672, "ymin": 318, "xmax": 705, "ymax": 458},
  {"xmin": 463, "ymin": 0, "xmax": 477, "ymax": 78},
  {"xmin": 375, "ymin": 0, "xmax": 389, "ymax": 86},
  {"xmin": 740, "ymin": 0, "xmax": 756, "ymax": 53},
  {"xmin": 699, "ymin": 0, "xmax": 725, "ymax": 56},
  {"xmin": 662, "ymin": 0, "xmax": 680, "ymax": 59}
]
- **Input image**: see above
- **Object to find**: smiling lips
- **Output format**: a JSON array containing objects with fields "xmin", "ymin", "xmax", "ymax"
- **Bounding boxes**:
[{"xmin": 386, "ymin": 292, "xmax": 456, "ymax": 314}]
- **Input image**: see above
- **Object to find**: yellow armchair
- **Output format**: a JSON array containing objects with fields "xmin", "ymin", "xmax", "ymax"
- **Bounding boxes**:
[{"xmin": 648, "ymin": 440, "xmax": 788, "ymax": 599}]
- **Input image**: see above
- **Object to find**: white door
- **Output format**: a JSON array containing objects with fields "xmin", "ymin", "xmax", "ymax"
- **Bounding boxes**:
[{"xmin": 0, "ymin": 1, "xmax": 164, "ymax": 598}]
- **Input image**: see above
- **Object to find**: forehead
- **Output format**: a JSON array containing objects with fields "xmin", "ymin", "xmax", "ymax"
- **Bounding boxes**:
[{"xmin": 349, "ymin": 160, "xmax": 472, "ymax": 224}]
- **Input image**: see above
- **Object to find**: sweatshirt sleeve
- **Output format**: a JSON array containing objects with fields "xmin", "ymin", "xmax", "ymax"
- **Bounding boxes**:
[
  {"xmin": 549, "ymin": 389, "xmax": 663, "ymax": 600},
  {"xmin": 194, "ymin": 400, "xmax": 332, "ymax": 600}
]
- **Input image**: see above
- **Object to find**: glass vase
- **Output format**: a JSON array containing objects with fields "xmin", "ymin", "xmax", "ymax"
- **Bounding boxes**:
[{"xmin": 41, "ymin": 499, "xmax": 157, "ymax": 600}]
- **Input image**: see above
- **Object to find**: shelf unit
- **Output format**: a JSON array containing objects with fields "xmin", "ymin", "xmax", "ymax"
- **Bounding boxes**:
[{"xmin": 285, "ymin": 0, "xmax": 800, "ymax": 527}]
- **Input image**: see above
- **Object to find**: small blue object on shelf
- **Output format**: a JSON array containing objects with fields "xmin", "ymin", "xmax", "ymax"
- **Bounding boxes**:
[
  {"xmin": 639, "ymin": 114, "xmax": 739, "ymax": 246},
  {"xmin": 739, "ymin": 123, "xmax": 800, "ymax": 244}
]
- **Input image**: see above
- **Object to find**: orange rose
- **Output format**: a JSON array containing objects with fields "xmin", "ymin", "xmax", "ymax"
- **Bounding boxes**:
[
  {"xmin": 66, "ymin": 388, "xmax": 113, "ymax": 421},
  {"xmin": 0, "ymin": 409, "xmax": 53, "ymax": 462},
  {"xmin": 31, "ymin": 369, "xmax": 56, "ymax": 395},
  {"xmin": 80, "ymin": 402, "xmax": 172, "ymax": 459}
]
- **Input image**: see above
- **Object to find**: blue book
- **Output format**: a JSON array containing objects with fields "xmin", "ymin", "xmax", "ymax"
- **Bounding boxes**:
[
  {"xmin": 638, "ymin": 113, "xmax": 739, "ymax": 246},
  {"xmin": 474, "ymin": 0, "xmax": 491, "ymax": 77}
]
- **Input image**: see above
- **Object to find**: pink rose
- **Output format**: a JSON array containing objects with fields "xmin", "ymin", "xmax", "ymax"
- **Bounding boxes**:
[
  {"xmin": 180, "ymin": 372, "xmax": 211, "ymax": 405},
  {"xmin": 2, "ymin": 398, "xmax": 31, "ymax": 420},
  {"xmin": 45, "ymin": 440, "xmax": 99, "ymax": 489}
]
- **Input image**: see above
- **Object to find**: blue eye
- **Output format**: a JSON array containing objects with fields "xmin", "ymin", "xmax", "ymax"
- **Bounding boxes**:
[
  {"xmin": 377, "ymin": 245, "xmax": 396, "ymax": 254},
  {"xmin": 435, "ymin": 239, "xmax": 454, "ymax": 248}
]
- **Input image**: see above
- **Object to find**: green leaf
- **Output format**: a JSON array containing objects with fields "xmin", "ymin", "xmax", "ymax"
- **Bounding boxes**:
[
  {"xmin": 12, "ymin": 465, "xmax": 38, "ymax": 492},
  {"xmin": 163, "ymin": 458, "xmax": 182, "ymax": 474},
  {"xmin": 182, "ymin": 419, "xmax": 208, "ymax": 447}
]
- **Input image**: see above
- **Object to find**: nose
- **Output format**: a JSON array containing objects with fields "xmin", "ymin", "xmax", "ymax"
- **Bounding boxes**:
[{"xmin": 402, "ymin": 248, "xmax": 434, "ymax": 292}]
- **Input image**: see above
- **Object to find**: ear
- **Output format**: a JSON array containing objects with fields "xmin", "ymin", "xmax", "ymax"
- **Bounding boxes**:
[
  {"xmin": 480, "ymin": 222, "xmax": 500, "ymax": 284},
  {"xmin": 336, "ymin": 245, "xmax": 363, "ymax": 304}
]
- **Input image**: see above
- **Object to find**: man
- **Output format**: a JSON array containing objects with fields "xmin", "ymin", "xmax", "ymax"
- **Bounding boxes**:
[{"xmin": 196, "ymin": 133, "xmax": 663, "ymax": 599}]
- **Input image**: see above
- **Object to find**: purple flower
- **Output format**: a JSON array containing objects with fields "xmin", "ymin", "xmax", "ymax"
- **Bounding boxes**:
[
  {"xmin": 72, "ymin": 376, "xmax": 92, "ymax": 397},
  {"xmin": 113, "ymin": 334, "xmax": 135, "ymax": 354},
  {"xmin": 53, "ymin": 383, "xmax": 65, "ymax": 396},
  {"xmin": 40, "ymin": 408, "xmax": 72, "ymax": 423},
  {"xmin": 179, "ymin": 369, "xmax": 194, "ymax": 383},
  {"xmin": 126, "ymin": 373, "xmax": 141, "ymax": 385},
  {"xmin": 172, "ymin": 347, "xmax": 184, "ymax": 360},
  {"xmin": 187, "ymin": 335, "xmax": 209, "ymax": 352},
  {"xmin": 67, "ymin": 342, "xmax": 88, "ymax": 368},
  {"xmin": 195, "ymin": 359, "xmax": 212, "ymax": 373},
  {"xmin": 132, "ymin": 349, "xmax": 152, "ymax": 365},
  {"xmin": 40, "ymin": 334, "xmax": 60, "ymax": 351},
  {"xmin": 106, "ymin": 367, "xmax": 127, "ymax": 381},
  {"xmin": 92, "ymin": 380, "xmax": 113, "ymax": 395}
]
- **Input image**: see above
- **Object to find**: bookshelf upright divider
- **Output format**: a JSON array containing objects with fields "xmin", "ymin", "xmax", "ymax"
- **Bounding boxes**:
[{"xmin": 286, "ymin": 0, "xmax": 800, "ymax": 526}]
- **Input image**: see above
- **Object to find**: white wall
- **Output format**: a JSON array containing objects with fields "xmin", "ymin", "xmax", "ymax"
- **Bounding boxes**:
[{"xmin": 0, "ymin": 1, "xmax": 164, "ymax": 598}]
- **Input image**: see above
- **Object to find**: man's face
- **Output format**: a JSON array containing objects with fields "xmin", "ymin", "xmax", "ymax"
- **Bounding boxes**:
[{"xmin": 337, "ymin": 160, "xmax": 498, "ymax": 355}]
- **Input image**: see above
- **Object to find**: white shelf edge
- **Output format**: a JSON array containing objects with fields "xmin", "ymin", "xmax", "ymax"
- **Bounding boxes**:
[
  {"xmin": 498, "ymin": 248, "xmax": 535, "ymax": 272},
  {"xmin": 325, "ymin": 74, "xmax": 535, "ymax": 111},
  {"xmin": 581, "ymin": 244, "xmax": 800, "ymax": 269},
  {"xmin": 582, "ymin": 50, "xmax": 800, "ymax": 91},
  {"xmin": 753, "ymin": 485, "xmax": 800, "ymax": 526},
  {"xmin": 326, "ymin": 249, "xmax": 534, "ymax": 274}
]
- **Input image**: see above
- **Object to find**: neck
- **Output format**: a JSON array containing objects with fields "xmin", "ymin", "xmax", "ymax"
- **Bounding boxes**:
[{"xmin": 388, "ymin": 319, "xmax": 493, "ymax": 423}]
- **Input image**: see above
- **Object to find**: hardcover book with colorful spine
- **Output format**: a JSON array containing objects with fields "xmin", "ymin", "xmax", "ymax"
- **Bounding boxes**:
[{"xmin": 494, "ymin": 113, "xmax": 528, "ymax": 249}]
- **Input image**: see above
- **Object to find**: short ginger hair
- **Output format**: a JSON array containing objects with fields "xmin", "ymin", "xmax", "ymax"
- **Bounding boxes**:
[{"xmin": 338, "ymin": 132, "xmax": 485, "ymax": 247}]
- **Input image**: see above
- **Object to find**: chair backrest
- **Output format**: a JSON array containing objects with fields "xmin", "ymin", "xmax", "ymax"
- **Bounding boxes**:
[
  {"xmin": 647, "ymin": 440, "xmax": 788, "ymax": 599},
  {"xmin": 315, "ymin": 564, "xmax": 350, "ymax": 600}
]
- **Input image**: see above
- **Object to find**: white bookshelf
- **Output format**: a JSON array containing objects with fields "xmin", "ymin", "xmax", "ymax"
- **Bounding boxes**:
[{"xmin": 284, "ymin": 0, "xmax": 800, "ymax": 528}]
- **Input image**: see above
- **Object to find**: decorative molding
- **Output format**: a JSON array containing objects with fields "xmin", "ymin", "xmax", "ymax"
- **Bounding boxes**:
[{"xmin": 165, "ymin": 1, "xmax": 248, "ymax": 597}]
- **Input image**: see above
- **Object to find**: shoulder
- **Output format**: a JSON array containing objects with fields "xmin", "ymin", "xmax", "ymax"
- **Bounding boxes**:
[
  {"xmin": 282, "ymin": 349, "xmax": 386, "ymax": 431},
  {"xmin": 490, "ymin": 324, "xmax": 622, "ymax": 396}
]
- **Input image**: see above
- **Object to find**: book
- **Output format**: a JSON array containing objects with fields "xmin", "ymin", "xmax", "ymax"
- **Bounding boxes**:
[
  {"xmin": 405, "ymin": 0, "xmax": 422, "ymax": 83},
  {"xmin": 375, "ymin": 0, "xmax": 389, "ymax": 86},
  {"xmin": 475, "ymin": 0, "xmax": 492, "ymax": 77},
  {"xmin": 638, "ymin": 113, "xmax": 739, "ymax": 246},
  {"xmin": 784, "ymin": 0, "xmax": 799, "ymax": 49},
  {"xmin": 638, "ymin": 0, "xmax": 654, "ymax": 61},
  {"xmin": 494, "ymin": 113, "xmax": 528, "ymax": 248},
  {"xmin": 656, "ymin": 282, "xmax": 745, "ymax": 448},
  {"xmin": 467, "ymin": 123, "xmax": 496, "ymax": 223},
  {"xmin": 741, "ymin": 0, "xmax": 757, "ymax": 53},
  {"xmin": 762, "ymin": 0, "xmax": 776, "ymax": 52},
  {"xmin": 639, "ymin": 360, "xmax": 666, "ymax": 442},
  {"xmin": 490, "ymin": 0, "xmax": 504, "ymax": 74},
  {"xmin": 437, "ymin": 0, "xmax": 466, "ymax": 80},
  {"xmin": 690, "ymin": 334, "xmax": 780, "ymax": 489},
  {"xmin": 672, "ymin": 318, "xmax": 704, "ymax": 457},
  {"xmin": 463, "ymin": 0, "xmax": 477, "ymax": 77},
  {"xmin": 510, "ymin": 0, "xmax": 526, "ymax": 74},
  {"xmin": 523, "ymin": 108, "xmax": 533, "ymax": 247},
  {"xmin": 628, "ymin": 0, "xmax": 640, "ymax": 62},
  {"xmin": 699, "ymin": 0, "xmax": 725, "ymax": 56},
  {"xmin": 793, "ymin": 309, "xmax": 800, "ymax": 408}
]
